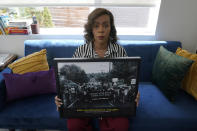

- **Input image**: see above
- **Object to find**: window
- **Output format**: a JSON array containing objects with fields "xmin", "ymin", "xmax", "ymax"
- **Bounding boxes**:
[{"xmin": 0, "ymin": 0, "xmax": 161, "ymax": 35}]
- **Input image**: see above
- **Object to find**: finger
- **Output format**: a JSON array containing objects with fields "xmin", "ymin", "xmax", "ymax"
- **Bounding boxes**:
[
  {"xmin": 56, "ymin": 104, "xmax": 61, "ymax": 107},
  {"xmin": 55, "ymin": 96, "xmax": 58, "ymax": 100},
  {"xmin": 55, "ymin": 97, "xmax": 61, "ymax": 101},
  {"xmin": 57, "ymin": 99, "xmax": 62, "ymax": 103},
  {"xmin": 135, "ymin": 98, "xmax": 137, "ymax": 103},
  {"xmin": 137, "ymin": 92, "xmax": 140, "ymax": 97},
  {"xmin": 137, "ymin": 92, "xmax": 140, "ymax": 99},
  {"xmin": 135, "ymin": 97, "xmax": 139, "ymax": 107},
  {"xmin": 137, "ymin": 95, "xmax": 139, "ymax": 101},
  {"xmin": 55, "ymin": 96, "xmax": 61, "ymax": 100},
  {"xmin": 56, "ymin": 102, "xmax": 63, "ymax": 106},
  {"xmin": 55, "ymin": 101, "xmax": 63, "ymax": 106},
  {"xmin": 55, "ymin": 96, "xmax": 62, "ymax": 102},
  {"xmin": 135, "ymin": 94, "xmax": 139, "ymax": 101},
  {"xmin": 135, "ymin": 99, "xmax": 139, "ymax": 106}
]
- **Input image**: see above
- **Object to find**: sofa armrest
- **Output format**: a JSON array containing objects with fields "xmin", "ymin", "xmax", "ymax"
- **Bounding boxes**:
[{"xmin": 0, "ymin": 67, "xmax": 12, "ymax": 110}]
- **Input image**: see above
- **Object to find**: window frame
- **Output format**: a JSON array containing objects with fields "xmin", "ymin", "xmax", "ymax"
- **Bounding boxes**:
[{"xmin": 0, "ymin": 0, "xmax": 161, "ymax": 39}]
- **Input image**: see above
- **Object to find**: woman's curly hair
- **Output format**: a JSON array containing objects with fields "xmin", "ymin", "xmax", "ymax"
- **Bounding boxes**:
[{"xmin": 84, "ymin": 8, "xmax": 118, "ymax": 44}]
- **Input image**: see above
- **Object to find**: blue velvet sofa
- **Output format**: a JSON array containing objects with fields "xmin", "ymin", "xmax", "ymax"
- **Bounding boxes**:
[{"xmin": 0, "ymin": 39, "xmax": 197, "ymax": 131}]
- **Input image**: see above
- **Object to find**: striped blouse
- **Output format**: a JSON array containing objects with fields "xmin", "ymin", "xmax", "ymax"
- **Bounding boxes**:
[{"xmin": 73, "ymin": 42, "xmax": 127, "ymax": 58}]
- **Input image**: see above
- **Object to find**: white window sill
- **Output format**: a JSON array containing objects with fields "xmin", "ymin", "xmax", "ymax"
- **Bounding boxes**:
[
  {"xmin": 39, "ymin": 27, "xmax": 155, "ymax": 35},
  {"xmin": 35, "ymin": 27, "xmax": 156, "ymax": 40},
  {"xmin": 1, "ymin": 27, "xmax": 156, "ymax": 41}
]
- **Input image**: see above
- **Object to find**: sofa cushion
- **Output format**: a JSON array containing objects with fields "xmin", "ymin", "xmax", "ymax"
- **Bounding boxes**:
[
  {"xmin": 130, "ymin": 82, "xmax": 197, "ymax": 131},
  {"xmin": 24, "ymin": 40, "xmax": 83, "ymax": 67},
  {"xmin": 176, "ymin": 47, "xmax": 197, "ymax": 100},
  {"xmin": 1, "ymin": 83, "xmax": 197, "ymax": 130},
  {"xmin": 0, "ymin": 94, "xmax": 66, "ymax": 130},
  {"xmin": 3, "ymin": 68, "xmax": 57, "ymax": 102},
  {"xmin": 152, "ymin": 46, "xmax": 193, "ymax": 101},
  {"xmin": 0, "ymin": 68, "xmax": 12, "ymax": 110},
  {"xmin": 8, "ymin": 49, "xmax": 49, "ymax": 74}
]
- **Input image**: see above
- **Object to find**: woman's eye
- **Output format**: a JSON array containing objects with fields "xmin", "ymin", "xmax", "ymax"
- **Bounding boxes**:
[
  {"xmin": 94, "ymin": 25, "xmax": 99, "ymax": 28},
  {"xmin": 104, "ymin": 24, "xmax": 109, "ymax": 28}
]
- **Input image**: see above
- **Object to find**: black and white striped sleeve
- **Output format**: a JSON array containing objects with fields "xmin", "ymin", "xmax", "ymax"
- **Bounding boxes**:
[
  {"xmin": 72, "ymin": 44, "xmax": 92, "ymax": 58},
  {"xmin": 72, "ymin": 46, "xmax": 82, "ymax": 58},
  {"xmin": 120, "ymin": 46, "xmax": 128, "ymax": 57},
  {"xmin": 109, "ymin": 43, "xmax": 128, "ymax": 58}
]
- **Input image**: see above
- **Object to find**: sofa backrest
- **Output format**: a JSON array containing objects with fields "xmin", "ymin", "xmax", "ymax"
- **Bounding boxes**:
[{"xmin": 24, "ymin": 40, "xmax": 181, "ymax": 82}]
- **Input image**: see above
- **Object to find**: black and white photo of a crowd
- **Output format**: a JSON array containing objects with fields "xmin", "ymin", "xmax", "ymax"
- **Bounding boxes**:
[{"xmin": 57, "ymin": 61, "xmax": 138, "ymax": 110}]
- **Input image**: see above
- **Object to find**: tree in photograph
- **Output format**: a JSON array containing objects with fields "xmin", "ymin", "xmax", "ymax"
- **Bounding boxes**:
[
  {"xmin": 60, "ymin": 64, "xmax": 89, "ymax": 85},
  {"xmin": 96, "ymin": 72, "xmax": 109, "ymax": 88},
  {"xmin": 110, "ymin": 62, "xmax": 137, "ymax": 84}
]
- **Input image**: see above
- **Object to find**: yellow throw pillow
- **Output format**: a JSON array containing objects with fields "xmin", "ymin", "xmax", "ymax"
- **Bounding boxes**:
[
  {"xmin": 176, "ymin": 47, "xmax": 197, "ymax": 100},
  {"xmin": 8, "ymin": 49, "xmax": 49, "ymax": 74}
]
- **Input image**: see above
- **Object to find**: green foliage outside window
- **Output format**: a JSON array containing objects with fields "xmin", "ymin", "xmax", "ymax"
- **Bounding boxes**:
[
  {"xmin": 20, "ymin": 7, "xmax": 54, "ymax": 27},
  {"xmin": 0, "ymin": 7, "xmax": 54, "ymax": 28},
  {"xmin": 42, "ymin": 7, "xmax": 54, "ymax": 27}
]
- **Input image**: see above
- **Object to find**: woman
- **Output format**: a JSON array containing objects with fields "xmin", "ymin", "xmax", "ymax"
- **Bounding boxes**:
[{"xmin": 55, "ymin": 8, "xmax": 140, "ymax": 131}]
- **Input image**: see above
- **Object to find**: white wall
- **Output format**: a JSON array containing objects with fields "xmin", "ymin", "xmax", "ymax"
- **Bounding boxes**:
[
  {"xmin": 1, "ymin": 0, "xmax": 197, "ymax": 56},
  {"xmin": 156, "ymin": 0, "xmax": 197, "ymax": 53},
  {"xmin": 0, "ymin": 35, "xmax": 84, "ymax": 56}
]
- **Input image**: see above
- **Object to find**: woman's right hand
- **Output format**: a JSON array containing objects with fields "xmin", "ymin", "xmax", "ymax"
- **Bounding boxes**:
[{"xmin": 55, "ymin": 96, "xmax": 63, "ymax": 111}]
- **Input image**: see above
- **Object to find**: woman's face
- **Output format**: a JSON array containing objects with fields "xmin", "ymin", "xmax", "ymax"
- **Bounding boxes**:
[{"xmin": 92, "ymin": 14, "xmax": 111, "ymax": 45}]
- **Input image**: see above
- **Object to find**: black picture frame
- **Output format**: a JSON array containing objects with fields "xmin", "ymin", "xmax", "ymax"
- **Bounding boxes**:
[{"xmin": 54, "ymin": 57, "xmax": 141, "ymax": 118}]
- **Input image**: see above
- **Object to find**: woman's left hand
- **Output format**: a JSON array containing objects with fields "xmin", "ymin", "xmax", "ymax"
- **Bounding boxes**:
[{"xmin": 135, "ymin": 91, "xmax": 140, "ymax": 107}]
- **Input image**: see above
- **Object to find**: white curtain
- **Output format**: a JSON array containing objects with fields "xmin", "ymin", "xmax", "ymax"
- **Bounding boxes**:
[{"xmin": 0, "ymin": 0, "xmax": 161, "ymax": 7}]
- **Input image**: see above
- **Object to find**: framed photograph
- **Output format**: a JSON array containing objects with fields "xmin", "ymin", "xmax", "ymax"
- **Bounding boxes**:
[{"xmin": 54, "ymin": 57, "xmax": 141, "ymax": 118}]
